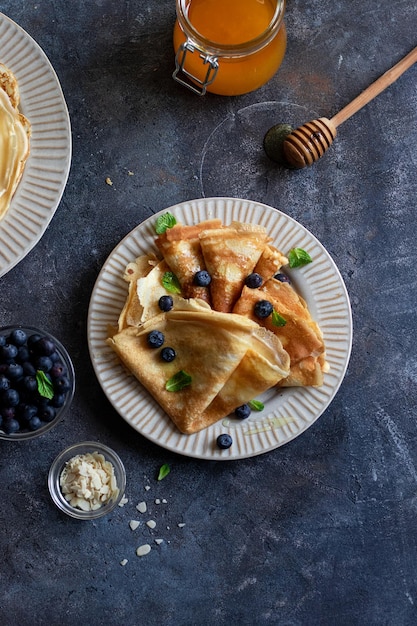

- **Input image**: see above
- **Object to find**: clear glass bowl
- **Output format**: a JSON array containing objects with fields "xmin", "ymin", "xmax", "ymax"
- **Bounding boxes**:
[
  {"xmin": 48, "ymin": 441, "xmax": 126, "ymax": 520},
  {"xmin": 0, "ymin": 325, "xmax": 75, "ymax": 440}
]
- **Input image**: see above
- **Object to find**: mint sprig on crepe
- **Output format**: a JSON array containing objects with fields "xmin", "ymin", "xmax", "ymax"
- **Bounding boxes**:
[
  {"xmin": 155, "ymin": 212, "xmax": 177, "ymax": 234},
  {"xmin": 166, "ymin": 370, "xmax": 192, "ymax": 392},
  {"xmin": 272, "ymin": 310, "xmax": 287, "ymax": 327},
  {"xmin": 162, "ymin": 271, "xmax": 181, "ymax": 294}
]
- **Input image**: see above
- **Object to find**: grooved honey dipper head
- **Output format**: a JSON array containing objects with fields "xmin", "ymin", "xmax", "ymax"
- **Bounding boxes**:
[{"xmin": 283, "ymin": 117, "xmax": 337, "ymax": 169}]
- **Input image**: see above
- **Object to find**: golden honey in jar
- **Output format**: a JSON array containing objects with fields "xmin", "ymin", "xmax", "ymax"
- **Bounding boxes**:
[{"xmin": 173, "ymin": 0, "xmax": 286, "ymax": 96}]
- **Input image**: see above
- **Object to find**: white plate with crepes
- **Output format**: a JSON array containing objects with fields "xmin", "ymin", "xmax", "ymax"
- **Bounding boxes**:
[
  {"xmin": 87, "ymin": 198, "xmax": 352, "ymax": 460},
  {"xmin": 0, "ymin": 13, "xmax": 71, "ymax": 278}
]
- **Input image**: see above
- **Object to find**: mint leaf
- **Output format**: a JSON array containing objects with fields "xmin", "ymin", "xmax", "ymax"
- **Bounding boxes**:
[
  {"xmin": 155, "ymin": 212, "xmax": 177, "ymax": 234},
  {"xmin": 248, "ymin": 400, "xmax": 264, "ymax": 411},
  {"xmin": 288, "ymin": 247, "xmax": 312, "ymax": 268},
  {"xmin": 162, "ymin": 271, "xmax": 181, "ymax": 294},
  {"xmin": 166, "ymin": 370, "xmax": 192, "ymax": 392},
  {"xmin": 158, "ymin": 464, "xmax": 170, "ymax": 481},
  {"xmin": 36, "ymin": 370, "xmax": 54, "ymax": 400},
  {"xmin": 272, "ymin": 310, "xmax": 287, "ymax": 327}
]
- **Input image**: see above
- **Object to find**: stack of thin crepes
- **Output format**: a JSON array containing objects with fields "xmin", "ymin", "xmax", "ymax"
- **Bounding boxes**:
[
  {"xmin": 0, "ymin": 63, "xmax": 31, "ymax": 220},
  {"xmin": 107, "ymin": 219, "xmax": 328, "ymax": 434}
]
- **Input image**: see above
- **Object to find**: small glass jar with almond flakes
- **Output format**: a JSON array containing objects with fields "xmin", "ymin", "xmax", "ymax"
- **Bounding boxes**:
[{"xmin": 48, "ymin": 441, "xmax": 126, "ymax": 520}]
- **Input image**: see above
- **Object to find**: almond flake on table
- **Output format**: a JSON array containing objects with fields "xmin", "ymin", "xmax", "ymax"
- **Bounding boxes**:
[
  {"xmin": 120, "ymin": 559, "xmax": 128, "ymax": 566},
  {"xmin": 118, "ymin": 495, "xmax": 129, "ymax": 507},
  {"xmin": 154, "ymin": 539, "xmax": 163, "ymax": 545},
  {"xmin": 136, "ymin": 544, "xmax": 151, "ymax": 557},
  {"xmin": 129, "ymin": 520, "xmax": 140, "ymax": 531},
  {"xmin": 146, "ymin": 519, "xmax": 156, "ymax": 529},
  {"xmin": 136, "ymin": 501, "xmax": 147, "ymax": 513}
]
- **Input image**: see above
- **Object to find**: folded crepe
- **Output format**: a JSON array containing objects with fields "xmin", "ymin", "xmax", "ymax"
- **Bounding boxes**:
[
  {"xmin": 199, "ymin": 221, "xmax": 271, "ymax": 313},
  {"xmin": 117, "ymin": 254, "xmax": 161, "ymax": 330},
  {"xmin": 253, "ymin": 245, "xmax": 288, "ymax": 282},
  {"xmin": 108, "ymin": 298, "xmax": 290, "ymax": 434},
  {"xmin": 233, "ymin": 277, "xmax": 327, "ymax": 386},
  {"xmin": 117, "ymin": 253, "xmax": 213, "ymax": 330},
  {"xmin": 155, "ymin": 219, "xmax": 222, "ymax": 303}
]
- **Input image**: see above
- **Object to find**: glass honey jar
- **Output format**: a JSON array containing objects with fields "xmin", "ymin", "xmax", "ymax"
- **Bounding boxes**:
[{"xmin": 173, "ymin": 0, "xmax": 287, "ymax": 96}]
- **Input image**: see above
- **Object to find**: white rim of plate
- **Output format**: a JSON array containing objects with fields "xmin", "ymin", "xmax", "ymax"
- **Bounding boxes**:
[
  {"xmin": 87, "ymin": 197, "xmax": 353, "ymax": 460},
  {"xmin": 0, "ymin": 13, "xmax": 72, "ymax": 277}
]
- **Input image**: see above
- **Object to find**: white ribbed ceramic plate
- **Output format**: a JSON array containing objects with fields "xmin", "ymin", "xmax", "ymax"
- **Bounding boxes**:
[
  {"xmin": 88, "ymin": 198, "xmax": 352, "ymax": 460},
  {"xmin": 0, "ymin": 13, "xmax": 71, "ymax": 277}
]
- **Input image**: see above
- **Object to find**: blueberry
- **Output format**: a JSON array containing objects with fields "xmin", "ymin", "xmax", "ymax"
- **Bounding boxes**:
[
  {"xmin": 27, "ymin": 333, "xmax": 41, "ymax": 349},
  {"xmin": 53, "ymin": 376, "xmax": 72, "ymax": 394},
  {"xmin": 16, "ymin": 345, "xmax": 30, "ymax": 363},
  {"xmin": 3, "ymin": 418, "xmax": 20, "ymax": 434},
  {"xmin": 18, "ymin": 404, "xmax": 38, "ymax": 422},
  {"xmin": 161, "ymin": 347, "xmax": 176, "ymax": 362},
  {"xmin": 50, "ymin": 361, "xmax": 67, "ymax": 378},
  {"xmin": 49, "ymin": 351, "xmax": 61, "ymax": 363},
  {"xmin": 39, "ymin": 405, "xmax": 56, "ymax": 423},
  {"xmin": 6, "ymin": 363, "xmax": 23, "ymax": 381},
  {"xmin": 9, "ymin": 329, "xmax": 27, "ymax": 346},
  {"xmin": 1, "ymin": 388, "xmax": 20, "ymax": 407},
  {"xmin": 0, "ymin": 335, "xmax": 6, "ymax": 347},
  {"xmin": 34, "ymin": 356, "xmax": 53, "ymax": 372},
  {"xmin": 194, "ymin": 270, "xmax": 211, "ymax": 287},
  {"xmin": 254, "ymin": 300, "xmax": 273, "ymax": 319},
  {"xmin": 28, "ymin": 416, "xmax": 42, "ymax": 431},
  {"xmin": 51, "ymin": 393, "xmax": 66, "ymax": 408},
  {"xmin": 36, "ymin": 396, "xmax": 50, "ymax": 410},
  {"xmin": 0, "ymin": 375, "xmax": 10, "ymax": 391},
  {"xmin": 216, "ymin": 434, "xmax": 233, "ymax": 449},
  {"xmin": 274, "ymin": 272, "xmax": 291, "ymax": 284},
  {"xmin": 158, "ymin": 295, "xmax": 174, "ymax": 312},
  {"xmin": 1, "ymin": 406, "xmax": 15, "ymax": 420},
  {"xmin": 32, "ymin": 336, "xmax": 56, "ymax": 356},
  {"xmin": 235, "ymin": 404, "xmax": 251, "ymax": 419},
  {"xmin": 245, "ymin": 273, "xmax": 263, "ymax": 289},
  {"xmin": 0, "ymin": 343, "xmax": 18, "ymax": 361},
  {"xmin": 20, "ymin": 376, "xmax": 38, "ymax": 394},
  {"xmin": 22, "ymin": 361, "xmax": 37, "ymax": 376},
  {"xmin": 147, "ymin": 330, "xmax": 165, "ymax": 349}
]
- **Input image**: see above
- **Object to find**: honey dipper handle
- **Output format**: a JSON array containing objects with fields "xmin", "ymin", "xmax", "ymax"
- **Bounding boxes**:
[{"xmin": 331, "ymin": 45, "xmax": 417, "ymax": 128}]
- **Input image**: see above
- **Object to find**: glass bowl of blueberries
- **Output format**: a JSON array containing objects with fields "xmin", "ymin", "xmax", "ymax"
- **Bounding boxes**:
[{"xmin": 0, "ymin": 326, "xmax": 75, "ymax": 440}]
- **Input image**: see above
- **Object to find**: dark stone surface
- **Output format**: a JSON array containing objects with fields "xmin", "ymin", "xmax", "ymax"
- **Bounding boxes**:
[{"xmin": 0, "ymin": 1, "xmax": 416, "ymax": 624}]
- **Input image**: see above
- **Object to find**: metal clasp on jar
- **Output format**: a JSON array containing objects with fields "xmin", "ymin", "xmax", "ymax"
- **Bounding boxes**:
[{"xmin": 173, "ymin": 41, "xmax": 219, "ymax": 96}]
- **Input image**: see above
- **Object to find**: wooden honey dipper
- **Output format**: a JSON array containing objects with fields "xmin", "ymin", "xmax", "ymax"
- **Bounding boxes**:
[{"xmin": 265, "ymin": 45, "xmax": 417, "ymax": 169}]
